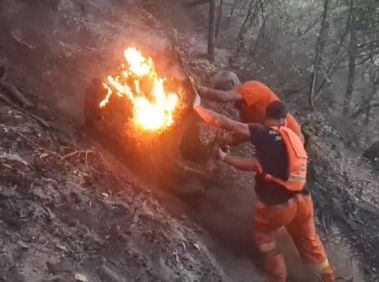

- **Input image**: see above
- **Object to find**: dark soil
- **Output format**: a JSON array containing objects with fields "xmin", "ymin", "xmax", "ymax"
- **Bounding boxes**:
[{"xmin": 0, "ymin": 1, "xmax": 377, "ymax": 282}]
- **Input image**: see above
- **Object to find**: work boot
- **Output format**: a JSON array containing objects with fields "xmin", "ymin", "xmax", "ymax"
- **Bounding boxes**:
[
  {"xmin": 262, "ymin": 250, "xmax": 287, "ymax": 282},
  {"xmin": 321, "ymin": 267, "xmax": 336, "ymax": 282}
]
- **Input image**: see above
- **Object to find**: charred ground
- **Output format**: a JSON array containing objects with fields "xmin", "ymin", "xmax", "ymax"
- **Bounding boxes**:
[{"xmin": 0, "ymin": 0, "xmax": 378, "ymax": 282}]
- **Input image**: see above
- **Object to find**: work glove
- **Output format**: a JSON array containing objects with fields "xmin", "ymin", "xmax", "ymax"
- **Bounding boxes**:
[
  {"xmin": 216, "ymin": 131, "xmax": 234, "ymax": 148},
  {"xmin": 196, "ymin": 85, "xmax": 208, "ymax": 94},
  {"xmin": 193, "ymin": 93, "xmax": 201, "ymax": 109},
  {"xmin": 218, "ymin": 148, "xmax": 228, "ymax": 161}
]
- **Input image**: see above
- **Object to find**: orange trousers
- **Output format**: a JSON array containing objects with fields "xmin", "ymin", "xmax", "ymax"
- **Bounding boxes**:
[{"xmin": 253, "ymin": 195, "xmax": 335, "ymax": 282}]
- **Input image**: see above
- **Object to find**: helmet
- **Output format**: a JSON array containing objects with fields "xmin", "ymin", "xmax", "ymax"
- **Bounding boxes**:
[{"xmin": 211, "ymin": 71, "xmax": 240, "ymax": 90}]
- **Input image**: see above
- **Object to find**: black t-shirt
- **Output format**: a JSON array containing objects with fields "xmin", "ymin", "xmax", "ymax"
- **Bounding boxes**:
[{"xmin": 249, "ymin": 124, "xmax": 308, "ymax": 205}]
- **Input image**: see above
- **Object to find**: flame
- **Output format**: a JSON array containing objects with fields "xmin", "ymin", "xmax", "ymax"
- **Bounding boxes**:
[{"xmin": 100, "ymin": 47, "xmax": 180, "ymax": 131}]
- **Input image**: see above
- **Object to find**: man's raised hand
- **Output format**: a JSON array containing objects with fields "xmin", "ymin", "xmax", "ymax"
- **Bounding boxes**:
[{"xmin": 193, "ymin": 93, "xmax": 201, "ymax": 109}]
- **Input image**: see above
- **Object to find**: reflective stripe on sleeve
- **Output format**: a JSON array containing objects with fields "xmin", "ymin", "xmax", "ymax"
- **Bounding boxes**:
[
  {"xmin": 288, "ymin": 174, "xmax": 306, "ymax": 183},
  {"xmin": 309, "ymin": 259, "xmax": 332, "ymax": 273},
  {"xmin": 258, "ymin": 241, "xmax": 277, "ymax": 253}
]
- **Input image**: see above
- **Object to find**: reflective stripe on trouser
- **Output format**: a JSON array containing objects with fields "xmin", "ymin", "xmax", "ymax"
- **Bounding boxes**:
[
  {"xmin": 257, "ymin": 241, "xmax": 287, "ymax": 281},
  {"xmin": 309, "ymin": 259, "xmax": 336, "ymax": 281},
  {"xmin": 257, "ymin": 245, "xmax": 287, "ymax": 282},
  {"xmin": 254, "ymin": 195, "xmax": 334, "ymax": 282}
]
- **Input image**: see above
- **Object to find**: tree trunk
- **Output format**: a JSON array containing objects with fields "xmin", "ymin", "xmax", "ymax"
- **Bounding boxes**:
[
  {"xmin": 365, "ymin": 77, "xmax": 379, "ymax": 124},
  {"xmin": 309, "ymin": 0, "xmax": 330, "ymax": 111},
  {"xmin": 208, "ymin": 0, "xmax": 216, "ymax": 61},
  {"xmin": 249, "ymin": 0, "xmax": 266, "ymax": 56},
  {"xmin": 215, "ymin": 0, "xmax": 223, "ymax": 38},
  {"xmin": 237, "ymin": 0, "xmax": 256, "ymax": 52},
  {"xmin": 343, "ymin": 26, "xmax": 357, "ymax": 115},
  {"xmin": 226, "ymin": 0, "xmax": 239, "ymax": 28}
]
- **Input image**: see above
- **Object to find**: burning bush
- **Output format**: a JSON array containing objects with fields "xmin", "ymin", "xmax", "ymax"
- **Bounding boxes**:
[
  {"xmin": 100, "ymin": 48, "xmax": 182, "ymax": 132},
  {"xmin": 84, "ymin": 47, "xmax": 215, "ymax": 195}
]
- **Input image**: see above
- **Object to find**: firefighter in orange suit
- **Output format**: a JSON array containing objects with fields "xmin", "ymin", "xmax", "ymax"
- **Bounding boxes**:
[
  {"xmin": 193, "ymin": 95, "xmax": 335, "ymax": 282},
  {"xmin": 197, "ymin": 71, "xmax": 303, "ymax": 142}
]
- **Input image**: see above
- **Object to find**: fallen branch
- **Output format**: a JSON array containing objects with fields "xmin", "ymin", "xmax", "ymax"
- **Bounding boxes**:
[
  {"xmin": 0, "ymin": 92, "xmax": 50, "ymax": 128},
  {"xmin": 61, "ymin": 149, "xmax": 95, "ymax": 161},
  {"xmin": 184, "ymin": 0, "xmax": 209, "ymax": 7},
  {"xmin": 10, "ymin": 29, "xmax": 35, "ymax": 49},
  {"xmin": 0, "ymin": 81, "xmax": 34, "ymax": 108},
  {"xmin": 0, "ymin": 153, "xmax": 28, "ymax": 166}
]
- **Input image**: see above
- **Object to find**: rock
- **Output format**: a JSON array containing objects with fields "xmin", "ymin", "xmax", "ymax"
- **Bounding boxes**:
[
  {"xmin": 17, "ymin": 240, "xmax": 28, "ymax": 250},
  {"xmin": 0, "ymin": 64, "xmax": 5, "ymax": 79},
  {"xmin": 99, "ymin": 265, "xmax": 127, "ymax": 282},
  {"xmin": 74, "ymin": 273, "xmax": 88, "ymax": 282}
]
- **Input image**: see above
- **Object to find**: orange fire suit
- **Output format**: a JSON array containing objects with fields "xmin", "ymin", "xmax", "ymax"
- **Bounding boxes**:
[
  {"xmin": 254, "ymin": 195, "xmax": 335, "ymax": 281},
  {"xmin": 237, "ymin": 81, "xmax": 302, "ymax": 138},
  {"xmin": 248, "ymin": 124, "xmax": 332, "ymax": 281}
]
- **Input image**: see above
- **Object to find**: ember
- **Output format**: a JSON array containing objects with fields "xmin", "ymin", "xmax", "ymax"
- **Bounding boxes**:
[{"xmin": 100, "ymin": 47, "xmax": 181, "ymax": 131}]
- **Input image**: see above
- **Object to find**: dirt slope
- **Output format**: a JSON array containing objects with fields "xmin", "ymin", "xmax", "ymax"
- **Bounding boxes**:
[
  {"xmin": 303, "ymin": 113, "xmax": 379, "ymax": 282},
  {"xmin": 0, "ymin": 0, "xmax": 262, "ymax": 281},
  {"xmin": 0, "ymin": 98, "xmax": 235, "ymax": 282},
  {"xmin": 0, "ymin": 0, "xmax": 377, "ymax": 281}
]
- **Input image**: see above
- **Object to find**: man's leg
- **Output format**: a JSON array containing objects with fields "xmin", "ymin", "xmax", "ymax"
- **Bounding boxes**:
[
  {"xmin": 254, "ymin": 201, "xmax": 297, "ymax": 282},
  {"xmin": 286, "ymin": 195, "xmax": 335, "ymax": 282}
]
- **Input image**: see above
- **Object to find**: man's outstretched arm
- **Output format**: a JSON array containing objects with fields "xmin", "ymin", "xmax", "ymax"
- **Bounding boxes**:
[
  {"xmin": 198, "ymin": 86, "xmax": 241, "ymax": 103},
  {"xmin": 224, "ymin": 156, "xmax": 258, "ymax": 171},
  {"xmin": 194, "ymin": 105, "xmax": 250, "ymax": 140},
  {"xmin": 218, "ymin": 149, "xmax": 258, "ymax": 171}
]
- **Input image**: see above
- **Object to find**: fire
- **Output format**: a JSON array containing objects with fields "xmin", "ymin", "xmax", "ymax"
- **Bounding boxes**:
[{"xmin": 100, "ymin": 47, "xmax": 180, "ymax": 131}]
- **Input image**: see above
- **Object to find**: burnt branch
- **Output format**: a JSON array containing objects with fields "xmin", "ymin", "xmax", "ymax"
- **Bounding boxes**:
[
  {"xmin": 184, "ymin": 0, "xmax": 209, "ymax": 7},
  {"xmin": 0, "ymin": 93, "xmax": 50, "ymax": 129},
  {"xmin": 309, "ymin": 0, "xmax": 330, "ymax": 111},
  {"xmin": 349, "ymin": 102, "xmax": 379, "ymax": 120}
]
